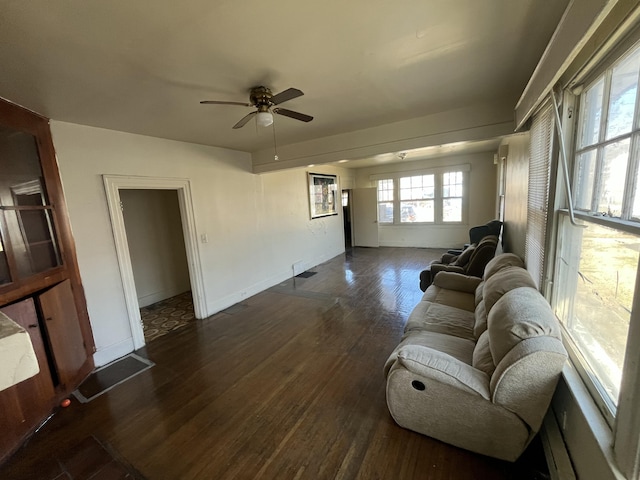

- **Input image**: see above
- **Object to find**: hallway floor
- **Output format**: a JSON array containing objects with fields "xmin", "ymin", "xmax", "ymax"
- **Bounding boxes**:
[{"xmin": 140, "ymin": 291, "xmax": 194, "ymax": 342}]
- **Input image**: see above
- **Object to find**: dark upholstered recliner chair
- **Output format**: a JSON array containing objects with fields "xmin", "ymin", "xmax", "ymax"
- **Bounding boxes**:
[
  {"xmin": 419, "ymin": 235, "xmax": 499, "ymax": 292},
  {"xmin": 448, "ymin": 220, "xmax": 503, "ymax": 256}
]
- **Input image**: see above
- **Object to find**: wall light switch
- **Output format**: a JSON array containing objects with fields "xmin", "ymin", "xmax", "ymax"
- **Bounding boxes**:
[{"xmin": 201, "ymin": 233, "xmax": 209, "ymax": 243}]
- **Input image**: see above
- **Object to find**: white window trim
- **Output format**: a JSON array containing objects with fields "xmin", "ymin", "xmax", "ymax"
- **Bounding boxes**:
[
  {"xmin": 373, "ymin": 165, "xmax": 470, "ymax": 225},
  {"xmin": 549, "ymin": 28, "xmax": 640, "ymax": 477}
]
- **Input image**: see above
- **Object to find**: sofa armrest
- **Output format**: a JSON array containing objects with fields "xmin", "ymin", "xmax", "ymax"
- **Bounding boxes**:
[
  {"xmin": 396, "ymin": 345, "xmax": 490, "ymax": 399},
  {"xmin": 432, "ymin": 271, "xmax": 483, "ymax": 293}
]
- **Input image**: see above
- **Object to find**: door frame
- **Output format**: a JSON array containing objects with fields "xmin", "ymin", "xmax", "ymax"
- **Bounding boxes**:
[{"xmin": 103, "ymin": 175, "xmax": 206, "ymax": 349}]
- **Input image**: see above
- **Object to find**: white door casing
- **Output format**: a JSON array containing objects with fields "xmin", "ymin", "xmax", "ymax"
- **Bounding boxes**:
[{"xmin": 103, "ymin": 175, "xmax": 206, "ymax": 349}]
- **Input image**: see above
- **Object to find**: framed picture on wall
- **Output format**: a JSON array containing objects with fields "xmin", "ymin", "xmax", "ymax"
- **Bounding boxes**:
[{"xmin": 308, "ymin": 173, "xmax": 338, "ymax": 219}]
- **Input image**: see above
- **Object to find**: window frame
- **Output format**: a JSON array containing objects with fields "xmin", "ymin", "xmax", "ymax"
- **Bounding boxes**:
[
  {"xmin": 547, "ymin": 30, "xmax": 640, "ymax": 479},
  {"xmin": 373, "ymin": 165, "xmax": 469, "ymax": 225}
]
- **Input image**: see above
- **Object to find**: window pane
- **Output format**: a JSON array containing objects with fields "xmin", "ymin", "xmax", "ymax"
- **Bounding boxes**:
[
  {"xmin": 400, "ymin": 175, "xmax": 434, "ymax": 201},
  {"xmin": 443, "ymin": 198, "xmax": 462, "ymax": 222},
  {"xmin": 606, "ymin": 48, "xmax": 640, "ymax": 140},
  {"xmin": 400, "ymin": 200, "xmax": 433, "ymax": 223},
  {"xmin": 553, "ymin": 216, "xmax": 638, "ymax": 407},
  {"xmin": 579, "ymin": 78, "xmax": 605, "ymax": 148},
  {"xmin": 378, "ymin": 202, "xmax": 393, "ymax": 223},
  {"xmin": 597, "ymin": 139, "xmax": 630, "ymax": 217},
  {"xmin": 633, "ymin": 162, "xmax": 640, "ymax": 218},
  {"xmin": 3, "ymin": 208, "xmax": 61, "ymax": 278},
  {"xmin": 0, "ymin": 125, "xmax": 49, "ymax": 207},
  {"xmin": 0, "ymin": 235, "xmax": 10, "ymax": 285},
  {"xmin": 574, "ymin": 149, "xmax": 597, "ymax": 211},
  {"xmin": 377, "ymin": 179, "xmax": 394, "ymax": 202}
]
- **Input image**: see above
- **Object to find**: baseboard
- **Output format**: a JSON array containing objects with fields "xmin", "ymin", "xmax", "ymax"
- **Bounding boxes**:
[
  {"xmin": 540, "ymin": 410, "xmax": 576, "ymax": 480},
  {"xmin": 92, "ymin": 337, "xmax": 136, "ymax": 367},
  {"xmin": 137, "ymin": 288, "xmax": 189, "ymax": 308}
]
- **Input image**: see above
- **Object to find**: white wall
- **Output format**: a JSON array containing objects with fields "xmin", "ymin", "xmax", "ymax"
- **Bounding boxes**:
[
  {"xmin": 120, "ymin": 189, "xmax": 190, "ymax": 307},
  {"xmin": 353, "ymin": 152, "xmax": 498, "ymax": 248},
  {"xmin": 50, "ymin": 121, "xmax": 348, "ymax": 365}
]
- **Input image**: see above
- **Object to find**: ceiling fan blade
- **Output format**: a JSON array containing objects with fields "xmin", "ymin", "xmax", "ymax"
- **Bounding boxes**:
[
  {"xmin": 232, "ymin": 111, "xmax": 257, "ymax": 129},
  {"xmin": 200, "ymin": 100, "xmax": 253, "ymax": 106},
  {"xmin": 270, "ymin": 88, "xmax": 304, "ymax": 105},
  {"xmin": 273, "ymin": 108, "xmax": 313, "ymax": 123}
]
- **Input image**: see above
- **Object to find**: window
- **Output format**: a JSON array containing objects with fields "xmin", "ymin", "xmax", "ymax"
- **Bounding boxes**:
[
  {"xmin": 551, "ymin": 39, "xmax": 640, "ymax": 421},
  {"xmin": 375, "ymin": 167, "xmax": 467, "ymax": 224},
  {"xmin": 399, "ymin": 174, "xmax": 434, "ymax": 223},
  {"xmin": 442, "ymin": 171, "xmax": 463, "ymax": 222},
  {"xmin": 377, "ymin": 179, "xmax": 394, "ymax": 223},
  {"xmin": 573, "ymin": 45, "xmax": 640, "ymax": 219}
]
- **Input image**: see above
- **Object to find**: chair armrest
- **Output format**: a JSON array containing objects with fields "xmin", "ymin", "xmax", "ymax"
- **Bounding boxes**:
[
  {"xmin": 430, "ymin": 263, "xmax": 465, "ymax": 275},
  {"xmin": 432, "ymin": 271, "xmax": 482, "ymax": 293},
  {"xmin": 441, "ymin": 253, "xmax": 458, "ymax": 264},
  {"xmin": 396, "ymin": 345, "xmax": 490, "ymax": 399}
]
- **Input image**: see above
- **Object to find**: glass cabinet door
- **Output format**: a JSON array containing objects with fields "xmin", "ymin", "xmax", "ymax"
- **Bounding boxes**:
[{"xmin": 0, "ymin": 124, "xmax": 62, "ymax": 285}]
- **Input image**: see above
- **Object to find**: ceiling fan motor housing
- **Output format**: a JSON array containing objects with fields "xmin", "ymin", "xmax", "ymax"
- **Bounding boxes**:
[{"xmin": 250, "ymin": 86, "xmax": 273, "ymax": 106}]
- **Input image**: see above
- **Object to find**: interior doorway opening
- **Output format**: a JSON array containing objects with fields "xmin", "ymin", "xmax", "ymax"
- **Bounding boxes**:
[
  {"xmin": 342, "ymin": 189, "xmax": 352, "ymax": 250},
  {"xmin": 103, "ymin": 175, "xmax": 206, "ymax": 350},
  {"xmin": 120, "ymin": 189, "xmax": 195, "ymax": 342}
]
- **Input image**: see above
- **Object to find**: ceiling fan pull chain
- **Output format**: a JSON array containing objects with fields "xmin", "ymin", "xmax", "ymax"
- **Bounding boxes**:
[{"xmin": 272, "ymin": 119, "xmax": 279, "ymax": 161}]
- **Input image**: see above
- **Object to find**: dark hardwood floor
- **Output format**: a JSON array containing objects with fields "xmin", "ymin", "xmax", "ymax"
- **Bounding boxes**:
[{"xmin": 0, "ymin": 247, "xmax": 549, "ymax": 480}]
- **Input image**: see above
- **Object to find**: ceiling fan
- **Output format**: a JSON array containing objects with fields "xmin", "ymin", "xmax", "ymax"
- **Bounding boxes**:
[{"xmin": 200, "ymin": 86, "xmax": 313, "ymax": 129}]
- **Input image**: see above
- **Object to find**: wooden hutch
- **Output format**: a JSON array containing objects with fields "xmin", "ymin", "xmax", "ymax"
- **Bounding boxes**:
[{"xmin": 0, "ymin": 98, "xmax": 94, "ymax": 462}]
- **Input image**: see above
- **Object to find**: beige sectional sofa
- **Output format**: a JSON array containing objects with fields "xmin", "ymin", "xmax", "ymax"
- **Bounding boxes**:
[{"xmin": 384, "ymin": 254, "xmax": 567, "ymax": 461}]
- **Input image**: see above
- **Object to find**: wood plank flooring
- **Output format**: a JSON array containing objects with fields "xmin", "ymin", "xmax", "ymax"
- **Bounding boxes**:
[{"xmin": 0, "ymin": 247, "xmax": 549, "ymax": 480}]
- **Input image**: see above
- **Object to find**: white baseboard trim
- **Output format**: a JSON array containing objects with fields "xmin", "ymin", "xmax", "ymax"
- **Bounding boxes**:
[
  {"xmin": 137, "ymin": 288, "xmax": 189, "ymax": 308},
  {"xmin": 541, "ymin": 410, "xmax": 576, "ymax": 480},
  {"xmin": 92, "ymin": 337, "xmax": 136, "ymax": 367}
]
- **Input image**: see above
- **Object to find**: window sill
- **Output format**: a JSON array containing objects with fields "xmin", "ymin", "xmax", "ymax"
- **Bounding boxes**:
[{"xmin": 557, "ymin": 361, "xmax": 625, "ymax": 480}]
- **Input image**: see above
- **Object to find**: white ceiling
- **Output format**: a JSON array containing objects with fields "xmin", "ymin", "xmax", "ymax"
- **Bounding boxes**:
[{"xmin": 0, "ymin": 0, "xmax": 569, "ymax": 165}]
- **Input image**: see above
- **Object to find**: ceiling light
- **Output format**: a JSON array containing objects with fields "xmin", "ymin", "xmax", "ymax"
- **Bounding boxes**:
[
  {"xmin": 338, "ymin": 159, "xmax": 349, "ymax": 163},
  {"xmin": 256, "ymin": 111, "xmax": 274, "ymax": 127}
]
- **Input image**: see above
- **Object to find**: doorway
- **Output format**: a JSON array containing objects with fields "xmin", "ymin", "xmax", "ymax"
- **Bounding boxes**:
[
  {"xmin": 342, "ymin": 189, "xmax": 352, "ymax": 250},
  {"xmin": 103, "ymin": 175, "xmax": 206, "ymax": 350},
  {"xmin": 120, "ymin": 189, "xmax": 194, "ymax": 343}
]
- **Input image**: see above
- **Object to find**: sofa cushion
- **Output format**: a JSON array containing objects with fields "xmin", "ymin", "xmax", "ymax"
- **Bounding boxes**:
[
  {"xmin": 488, "ymin": 287, "xmax": 562, "ymax": 364},
  {"xmin": 483, "ymin": 253, "xmax": 525, "ymax": 281},
  {"xmin": 453, "ymin": 244, "xmax": 475, "ymax": 266},
  {"xmin": 473, "ymin": 301, "xmax": 488, "ymax": 339},
  {"xmin": 474, "ymin": 281, "xmax": 485, "ymax": 307},
  {"xmin": 421, "ymin": 285, "xmax": 476, "ymax": 312},
  {"xmin": 482, "ymin": 266, "xmax": 536, "ymax": 314},
  {"xmin": 405, "ymin": 301, "xmax": 475, "ymax": 340},
  {"xmin": 384, "ymin": 330, "xmax": 476, "ymax": 374},
  {"xmin": 472, "ymin": 330, "xmax": 496, "ymax": 376},
  {"xmin": 433, "ymin": 272, "xmax": 482, "ymax": 293}
]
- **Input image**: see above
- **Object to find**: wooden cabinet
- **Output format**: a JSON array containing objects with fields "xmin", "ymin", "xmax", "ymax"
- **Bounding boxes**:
[
  {"xmin": 0, "ymin": 298, "xmax": 55, "ymax": 460},
  {"xmin": 0, "ymin": 99, "xmax": 94, "ymax": 463},
  {"xmin": 37, "ymin": 280, "xmax": 88, "ymax": 389}
]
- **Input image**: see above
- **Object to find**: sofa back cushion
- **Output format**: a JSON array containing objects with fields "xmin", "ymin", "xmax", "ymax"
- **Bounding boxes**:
[
  {"xmin": 472, "ymin": 330, "xmax": 496, "ymax": 376},
  {"xmin": 453, "ymin": 244, "xmax": 476, "ymax": 267},
  {"xmin": 487, "ymin": 287, "xmax": 562, "ymax": 363},
  {"xmin": 483, "ymin": 253, "xmax": 525, "ymax": 281},
  {"xmin": 482, "ymin": 266, "xmax": 536, "ymax": 315},
  {"xmin": 465, "ymin": 236, "xmax": 498, "ymax": 277},
  {"xmin": 488, "ymin": 287, "xmax": 567, "ymax": 430}
]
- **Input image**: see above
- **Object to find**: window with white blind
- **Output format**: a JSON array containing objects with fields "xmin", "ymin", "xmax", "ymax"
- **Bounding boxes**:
[{"xmin": 526, "ymin": 103, "xmax": 554, "ymax": 289}]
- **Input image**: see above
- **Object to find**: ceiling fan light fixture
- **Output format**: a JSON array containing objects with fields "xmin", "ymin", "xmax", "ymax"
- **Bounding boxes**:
[{"xmin": 256, "ymin": 111, "xmax": 274, "ymax": 127}]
